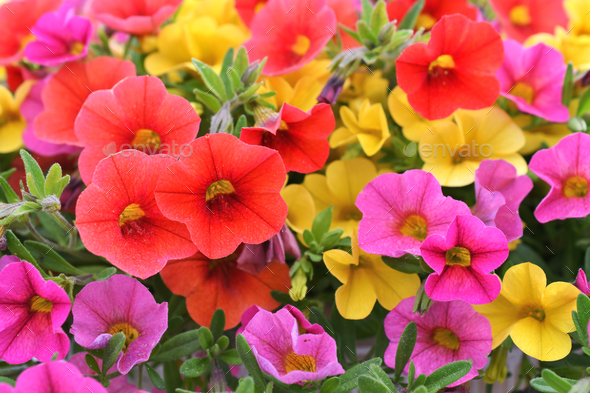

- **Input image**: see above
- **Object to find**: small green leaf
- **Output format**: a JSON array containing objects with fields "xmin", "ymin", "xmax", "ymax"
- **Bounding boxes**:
[
  {"xmin": 265, "ymin": 381, "xmax": 274, "ymax": 393},
  {"xmin": 220, "ymin": 48, "xmax": 236, "ymax": 99},
  {"xmin": 370, "ymin": 1, "xmax": 389, "ymax": 36},
  {"xmin": 20, "ymin": 150, "xmax": 46, "ymax": 198},
  {"xmin": 570, "ymin": 378, "xmax": 590, "ymax": 393},
  {"xmin": 192, "ymin": 59, "xmax": 228, "ymax": 102},
  {"xmin": 408, "ymin": 361, "xmax": 416, "ymax": 388},
  {"xmin": 541, "ymin": 369, "xmax": 573, "ymax": 393},
  {"xmin": 412, "ymin": 374, "xmax": 427, "ymax": 390},
  {"xmin": 357, "ymin": 20, "xmax": 378, "ymax": 45},
  {"xmin": 0, "ymin": 177, "xmax": 20, "ymax": 203},
  {"xmin": 234, "ymin": 46, "xmax": 249, "ymax": 77},
  {"xmin": 320, "ymin": 228, "xmax": 343, "ymax": 249},
  {"xmin": 368, "ymin": 364, "xmax": 396, "ymax": 392},
  {"xmin": 303, "ymin": 229, "xmax": 316, "ymax": 247},
  {"xmin": 95, "ymin": 267, "xmax": 117, "ymax": 281},
  {"xmin": 25, "ymin": 240, "xmax": 85, "ymax": 275},
  {"xmin": 395, "ymin": 321, "xmax": 417, "ymax": 380},
  {"xmin": 358, "ymin": 375, "xmax": 391, "ymax": 393},
  {"xmin": 412, "ymin": 386, "xmax": 428, "ymax": 393},
  {"xmin": 562, "ymin": 63, "xmax": 574, "ymax": 107},
  {"xmin": 339, "ymin": 24, "xmax": 362, "ymax": 44},
  {"xmin": 320, "ymin": 377, "xmax": 341, "ymax": 393},
  {"xmin": 26, "ymin": 173, "xmax": 41, "ymax": 198},
  {"xmin": 236, "ymin": 377, "xmax": 255, "ymax": 393},
  {"xmin": 218, "ymin": 349, "xmax": 242, "ymax": 365},
  {"xmin": 56, "ymin": 176, "xmax": 70, "ymax": 197},
  {"xmin": 217, "ymin": 335, "xmax": 230, "ymax": 350},
  {"xmin": 360, "ymin": 0, "xmax": 373, "ymax": 24},
  {"xmin": 237, "ymin": 334, "xmax": 266, "ymax": 390},
  {"xmin": 194, "ymin": 88, "xmax": 222, "ymax": 113},
  {"xmin": 424, "ymin": 361, "xmax": 471, "ymax": 393},
  {"xmin": 578, "ymin": 86, "xmax": 590, "ymax": 117},
  {"xmin": 102, "ymin": 332, "xmax": 126, "ymax": 375},
  {"xmin": 151, "ymin": 329, "xmax": 201, "ymax": 362},
  {"xmin": 145, "ymin": 364, "xmax": 165, "ymax": 390},
  {"xmin": 312, "ymin": 206, "xmax": 333, "ymax": 240},
  {"xmin": 333, "ymin": 358, "xmax": 382, "ymax": 393},
  {"xmin": 577, "ymin": 293, "xmax": 590, "ymax": 344},
  {"xmin": 198, "ymin": 327, "xmax": 214, "ymax": 350},
  {"xmin": 383, "ymin": 255, "xmax": 424, "ymax": 274},
  {"xmin": 179, "ymin": 357, "xmax": 210, "ymax": 378},
  {"xmin": 210, "ymin": 309, "xmax": 226, "ymax": 339},
  {"xmin": 44, "ymin": 164, "xmax": 62, "ymax": 197},
  {"xmin": 85, "ymin": 354, "xmax": 101, "ymax": 375},
  {"xmin": 5, "ymin": 230, "xmax": 47, "ymax": 278},
  {"xmin": 0, "ymin": 377, "xmax": 15, "ymax": 387},
  {"xmin": 163, "ymin": 360, "xmax": 183, "ymax": 393},
  {"xmin": 234, "ymin": 114, "xmax": 248, "ymax": 136},
  {"xmin": 399, "ymin": 0, "xmax": 425, "ymax": 30}
]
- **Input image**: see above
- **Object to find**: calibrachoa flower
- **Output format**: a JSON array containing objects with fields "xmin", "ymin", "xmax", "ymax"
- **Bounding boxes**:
[
  {"xmin": 24, "ymin": 5, "xmax": 92, "ymax": 66},
  {"xmin": 0, "ymin": 261, "xmax": 70, "ymax": 364},
  {"xmin": 472, "ymin": 159, "xmax": 533, "ymax": 243},
  {"xmin": 566, "ymin": 0, "xmax": 590, "ymax": 36},
  {"xmin": 75, "ymin": 75, "xmax": 201, "ymax": 184},
  {"xmin": 396, "ymin": 14, "xmax": 504, "ymax": 120},
  {"xmin": 0, "ymin": 82, "xmax": 31, "ymax": 154},
  {"xmin": 575, "ymin": 269, "xmax": 590, "ymax": 296},
  {"xmin": 75, "ymin": 152, "xmax": 198, "ymax": 279},
  {"xmin": 35, "ymin": 57, "xmax": 136, "ymax": 146},
  {"xmin": 526, "ymin": 27, "xmax": 590, "ymax": 71},
  {"xmin": 323, "ymin": 229, "xmax": 421, "ymax": 319},
  {"xmin": 71, "ymin": 275, "xmax": 168, "ymax": 375},
  {"xmin": 241, "ymin": 305, "xmax": 345, "ymax": 384},
  {"xmin": 155, "ymin": 133, "xmax": 287, "ymax": 260},
  {"xmin": 497, "ymin": 40, "xmax": 569, "ymax": 122},
  {"xmin": 241, "ymin": 103, "xmax": 335, "ymax": 173},
  {"xmin": 529, "ymin": 132, "xmax": 590, "ymax": 223},
  {"xmin": 244, "ymin": 0, "xmax": 336, "ymax": 75},
  {"xmin": 474, "ymin": 263, "xmax": 580, "ymax": 361},
  {"xmin": 237, "ymin": 224, "xmax": 301, "ymax": 274},
  {"xmin": 421, "ymin": 215, "xmax": 509, "ymax": 304},
  {"xmin": 160, "ymin": 251, "xmax": 291, "ymax": 329},
  {"xmin": 91, "ymin": 0, "xmax": 183, "ymax": 35},
  {"xmin": 385, "ymin": 298, "xmax": 492, "ymax": 386},
  {"xmin": 387, "ymin": 0, "xmax": 478, "ymax": 31},
  {"xmin": 356, "ymin": 170, "xmax": 471, "ymax": 258}
]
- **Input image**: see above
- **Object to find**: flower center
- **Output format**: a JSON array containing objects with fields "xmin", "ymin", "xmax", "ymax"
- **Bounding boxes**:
[
  {"xmin": 119, "ymin": 203, "xmax": 146, "ymax": 226},
  {"xmin": 511, "ymin": 82, "xmax": 535, "ymax": 104},
  {"xmin": 206, "ymin": 180, "xmax": 235, "ymax": 202},
  {"xmin": 132, "ymin": 129, "xmax": 161, "ymax": 150},
  {"xmin": 428, "ymin": 54, "xmax": 455, "ymax": 73},
  {"xmin": 416, "ymin": 13, "xmax": 437, "ymax": 30},
  {"xmin": 284, "ymin": 351, "xmax": 316, "ymax": 373},
  {"xmin": 445, "ymin": 247, "xmax": 471, "ymax": 267},
  {"xmin": 399, "ymin": 214, "xmax": 428, "ymax": 241},
  {"xmin": 563, "ymin": 176, "xmax": 589, "ymax": 198},
  {"xmin": 432, "ymin": 328, "xmax": 460, "ymax": 351},
  {"xmin": 292, "ymin": 35, "xmax": 311, "ymax": 56},
  {"xmin": 19, "ymin": 34, "xmax": 35, "ymax": 50},
  {"xmin": 522, "ymin": 306, "xmax": 545, "ymax": 322},
  {"xmin": 279, "ymin": 121, "xmax": 289, "ymax": 131},
  {"xmin": 70, "ymin": 41, "xmax": 85, "ymax": 55},
  {"xmin": 108, "ymin": 322, "xmax": 140, "ymax": 351},
  {"xmin": 509, "ymin": 5, "xmax": 531, "ymax": 26},
  {"xmin": 30, "ymin": 295, "xmax": 53, "ymax": 313}
]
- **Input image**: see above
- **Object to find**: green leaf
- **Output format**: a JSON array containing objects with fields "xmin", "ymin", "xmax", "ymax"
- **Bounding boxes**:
[
  {"xmin": 26, "ymin": 173, "xmax": 41, "ymax": 199},
  {"xmin": 85, "ymin": 354, "xmax": 101, "ymax": 375},
  {"xmin": 56, "ymin": 176, "xmax": 70, "ymax": 197},
  {"xmin": 339, "ymin": 24, "xmax": 362, "ymax": 44},
  {"xmin": 198, "ymin": 326, "xmax": 214, "ymax": 350},
  {"xmin": 20, "ymin": 150, "xmax": 46, "ymax": 198},
  {"xmin": 102, "ymin": 332, "xmax": 126, "ymax": 375},
  {"xmin": 408, "ymin": 362, "xmax": 416, "ymax": 388},
  {"xmin": 578, "ymin": 86, "xmax": 590, "ymax": 117},
  {"xmin": 303, "ymin": 230, "xmax": 316, "ymax": 247},
  {"xmin": 145, "ymin": 364, "xmax": 165, "ymax": 390},
  {"xmin": 562, "ymin": 63, "xmax": 574, "ymax": 107},
  {"xmin": 217, "ymin": 335, "xmax": 230, "ymax": 350},
  {"xmin": 333, "ymin": 358, "xmax": 383, "ymax": 393},
  {"xmin": 577, "ymin": 293, "xmax": 590, "ymax": 343},
  {"xmin": 25, "ymin": 240, "xmax": 85, "ymax": 275},
  {"xmin": 163, "ymin": 360, "xmax": 183, "ymax": 393},
  {"xmin": 219, "ymin": 349, "xmax": 242, "ymax": 365},
  {"xmin": 358, "ymin": 375, "xmax": 391, "ymax": 393},
  {"xmin": 236, "ymin": 377, "xmax": 255, "ymax": 393},
  {"xmin": 234, "ymin": 46, "xmax": 249, "ymax": 77},
  {"xmin": 320, "ymin": 228, "xmax": 344, "ymax": 249},
  {"xmin": 320, "ymin": 377, "xmax": 341, "ymax": 393},
  {"xmin": 5, "ymin": 230, "xmax": 48, "ymax": 278},
  {"xmin": 220, "ymin": 48, "xmax": 236, "ymax": 99},
  {"xmin": 210, "ymin": 309, "xmax": 226, "ymax": 339},
  {"xmin": 265, "ymin": 381, "xmax": 274, "ymax": 393},
  {"xmin": 0, "ymin": 377, "xmax": 15, "ymax": 387},
  {"xmin": 395, "ymin": 321, "xmax": 417, "ymax": 380},
  {"xmin": 234, "ymin": 114, "xmax": 248, "ymax": 136},
  {"xmin": 382, "ymin": 255, "xmax": 424, "ymax": 274},
  {"xmin": 331, "ymin": 306, "xmax": 357, "ymax": 363},
  {"xmin": 360, "ymin": 0, "xmax": 373, "ymax": 25},
  {"xmin": 194, "ymin": 88, "xmax": 222, "ymax": 113},
  {"xmin": 237, "ymin": 334, "xmax": 266, "ymax": 390},
  {"xmin": 412, "ymin": 386, "xmax": 428, "ymax": 393},
  {"xmin": 399, "ymin": 0, "xmax": 424, "ymax": 30},
  {"xmin": 179, "ymin": 357, "xmax": 210, "ymax": 378},
  {"xmin": 368, "ymin": 364, "xmax": 396, "ymax": 392},
  {"xmin": 531, "ymin": 377, "xmax": 567, "ymax": 393},
  {"xmin": 95, "ymin": 267, "xmax": 117, "ymax": 281},
  {"xmin": 312, "ymin": 206, "xmax": 333, "ymax": 243},
  {"xmin": 412, "ymin": 374, "xmax": 427, "ymax": 390},
  {"xmin": 570, "ymin": 378, "xmax": 590, "ymax": 393},
  {"xmin": 0, "ymin": 177, "xmax": 20, "ymax": 203},
  {"xmin": 542, "ymin": 369, "xmax": 574, "ymax": 393},
  {"xmin": 370, "ymin": 1, "xmax": 389, "ymax": 36},
  {"xmin": 151, "ymin": 329, "xmax": 201, "ymax": 362},
  {"xmin": 44, "ymin": 164, "xmax": 62, "ymax": 197},
  {"xmin": 192, "ymin": 59, "xmax": 228, "ymax": 102},
  {"xmin": 357, "ymin": 20, "xmax": 378, "ymax": 45},
  {"xmin": 424, "ymin": 361, "xmax": 471, "ymax": 393}
]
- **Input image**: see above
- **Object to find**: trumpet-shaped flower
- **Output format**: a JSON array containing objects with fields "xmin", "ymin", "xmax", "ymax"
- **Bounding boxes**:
[
  {"xmin": 324, "ymin": 229, "xmax": 420, "ymax": 319},
  {"xmin": 566, "ymin": 0, "xmax": 590, "ymax": 36},
  {"xmin": 338, "ymin": 70, "xmax": 389, "ymax": 112},
  {"xmin": 237, "ymin": 224, "xmax": 301, "ymax": 274},
  {"xmin": 515, "ymin": 115, "xmax": 571, "ymax": 155},
  {"xmin": 526, "ymin": 27, "xmax": 590, "ymax": 71},
  {"xmin": 0, "ymin": 82, "xmax": 31, "ymax": 153},
  {"xmin": 387, "ymin": 0, "xmax": 478, "ymax": 31},
  {"xmin": 356, "ymin": 170, "xmax": 471, "ymax": 258},
  {"xmin": 575, "ymin": 269, "xmax": 590, "ymax": 296},
  {"xmin": 281, "ymin": 184, "xmax": 316, "ymax": 235},
  {"xmin": 474, "ymin": 263, "xmax": 580, "ymax": 361},
  {"xmin": 91, "ymin": 0, "xmax": 182, "ymax": 35}
]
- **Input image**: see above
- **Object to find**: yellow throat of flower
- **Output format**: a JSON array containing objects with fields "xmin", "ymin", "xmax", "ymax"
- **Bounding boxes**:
[
  {"xmin": 511, "ymin": 82, "xmax": 535, "ymax": 104},
  {"xmin": 428, "ymin": 55, "xmax": 455, "ymax": 73},
  {"xmin": 292, "ymin": 35, "xmax": 311, "ymax": 56},
  {"xmin": 416, "ymin": 13, "xmax": 437, "ymax": 30},
  {"xmin": 30, "ymin": 295, "xmax": 53, "ymax": 313},
  {"xmin": 522, "ymin": 306, "xmax": 545, "ymax": 322},
  {"xmin": 119, "ymin": 203, "xmax": 146, "ymax": 227},
  {"xmin": 284, "ymin": 351, "xmax": 316, "ymax": 373},
  {"xmin": 206, "ymin": 180, "xmax": 236, "ymax": 202},
  {"xmin": 109, "ymin": 322, "xmax": 140, "ymax": 351},
  {"xmin": 445, "ymin": 247, "xmax": 471, "ymax": 267},
  {"xmin": 509, "ymin": 5, "xmax": 531, "ymax": 26},
  {"xmin": 432, "ymin": 327, "xmax": 460, "ymax": 351},
  {"xmin": 399, "ymin": 215, "xmax": 428, "ymax": 241},
  {"xmin": 563, "ymin": 176, "xmax": 589, "ymax": 198},
  {"xmin": 132, "ymin": 129, "xmax": 161, "ymax": 150},
  {"xmin": 70, "ymin": 41, "xmax": 85, "ymax": 56}
]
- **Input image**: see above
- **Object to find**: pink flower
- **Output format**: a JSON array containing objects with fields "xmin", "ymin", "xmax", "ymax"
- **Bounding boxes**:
[
  {"xmin": 69, "ymin": 352, "xmax": 147, "ymax": 393},
  {"xmin": 384, "ymin": 298, "xmax": 492, "ymax": 387},
  {"xmin": 421, "ymin": 214, "xmax": 509, "ymax": 304},
  {"xmin": 575, "ymin": 269, "xmax": 590, "ymax": 296},
  {"xmin": 529, "ymin": 132, "xmax": 590, "ymax": 223},
  {"xmin": 70, "ymin": 275, "xmax": 168, "ymax": 375},
  {"xmin": 472, "ymin": 159, "xmax": 533, "ymax": 243},
  {"xmin": 237, "ymin": 224, "xmax": 301, "ymax": 274},
  {"xmin": 0, "ymin": 256, "xmax": 19, "ymax": 272},
  {"xmin": 497, "ymin": 39, "xmax": 569, "ymax": 122},
  {"xmin": 241, "ymin": 305, "xmax": 344, "ymax": 384},
  {"xmin": 356, "ymin": 170, "xmax": 471, "ymax": 258},
  {"xmin": 0, "ymin": 261, "xmax": 70, "ymax": 364},
  {"xmin": 24, "ymin": 5, "xmax": 92, "ymax": 66}
]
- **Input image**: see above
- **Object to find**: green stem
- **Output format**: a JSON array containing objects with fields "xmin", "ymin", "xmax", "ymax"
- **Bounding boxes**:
[
  {"xmin": 49, "ymin": 211, "xmax": 77, "ymax": 249},
  {"xmin": 123, "ymin": 36, "xmax": 135, "ymax": 60},
  {"xmin": 138, "ymin": 364, "xmax": 143, "ymax": 390},
  {"xmin": 26, "ymin": 222, "xmax": 59, "ymax": 248}
]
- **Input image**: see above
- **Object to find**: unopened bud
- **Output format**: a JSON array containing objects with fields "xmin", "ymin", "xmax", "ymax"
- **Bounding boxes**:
[
  {"xmin": 290, "ymin": 268, "xmax": 308, "ymax": 302},
  {"xmin": 41, "ymin": 195, "xmax": 61, "ymax": 214}
]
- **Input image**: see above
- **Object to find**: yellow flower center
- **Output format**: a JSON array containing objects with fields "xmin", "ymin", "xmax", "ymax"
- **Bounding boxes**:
[
  {"xmin": 132, "ymin": 129, "xmax": 161, "ymax": 150},
  {"xmin": 119, "ymin": 203, "xmax": 146, "ymax": 226},
  {"xmin": 108, "ymin": 322, "xmax": 140, "ymax": 351},
  {"xmin": 563, "ymin": 176, "xmax": 589, "ymax": 198},
  {"xmin": 279, "ymin": 121, "xmax": 289, "ymax": 131},
  {"xmin": 19, "ymin": 34, "xmax": 35, "ymax": 50},
  {"xmin": 509, "ymin": 5, "xmax": 531, "ymax": 26},
  {"xmin": 30, "ymin": 295, "xmax": 53, "ymax": 313},
  {"xmin": 70, "ymin": 41, "xmax": 85, "ymax": 55},
  {"xmin": 399, "ymin": 214, "xmax": 428, "ymax": 241},
  {"xmin": 338, "ymin": 205, "xmax": 362, "ymax": 221},
  {"xmin": 432, "ymin": 328, "xmax": 460, "ymax": 351},
  {"xmin": 206, "ymin": 180, "xmax": 236, "ymax": 202},
  {"xmin": 254, "ymin": 1, "xmax": 266, "ymax": 13},
  {"xmin": 428, "ymin": 55, "xmax": 455, "ymax": 73},
  {"xmin": 511, "ymin": 82, "xmax": 535, "ymax": 104},
  {"xmin": 284, "ymin": 351, "xmax": 316, "ymax": 373},
  {"xmin": 522, "ymin": 306, "xmax": 545, "ymax": 322},
  {"xmin": 445, "ymin": 247, "xmax": 471, "ymax": 267},
  {"xmin": 415, "ymin": 13, "xmax": 437, "ymax": 30},
  {"xmin": 292, "ymin": 35, "xmax": 311, "ymax": 56}
]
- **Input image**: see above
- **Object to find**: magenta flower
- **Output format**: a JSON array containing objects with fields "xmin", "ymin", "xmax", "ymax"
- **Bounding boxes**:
[
  {"xmin": 472, "ymin": 159, "xmax": 533, "ymax": 243},
  {"xmin": 24, "ymin": 5, "xmax": 92, "ymax": 67},
  {"xmin": 0, "ymin": 261, "xmax": 70, "ymax": 364},
  {"xmin": 575, "ymin": 269, "xmax": 590, "ymax": 296},
  {"xmin": 529, "ymin": 132, "xmax": 590, "ymax": 223},
  {"xmin": 0, "ymin": 256, "xmax": 19, "ymax": 272},
  {"xmin": 496, "ymin": 39, "xmax": 569, "ymax": 122},
  {"xmin": 421, "ymin": 214, "xmax": 509, "ymax": 304},
  {"xmin": 70, "ymin": 275, "xmax": 168, "ymax": 375},
  {"xmin": 241, "ymin": 305, "xmax": 344, "ymax": 384},
  {"xmin": 356, "ymin": 170, "xmax": 471, "ymax": 258},
  {"xmin": 237, "ymin": 224, "xmax": 301, "ymax": 274},
  {"xmin": 384, "ymin": 297, "xmax": 492, "ymax": 387}
]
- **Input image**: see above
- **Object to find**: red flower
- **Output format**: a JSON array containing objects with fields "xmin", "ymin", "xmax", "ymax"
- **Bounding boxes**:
[
  {"xmin": 35, "ymin": 57, "xmax": 136, "ymax": 147},
  {"xmin": 75, "ymin": 151, "xmax": 198, "ymax": 279},
  {"xmin": 387, "ymin": 0, "xmax": 478, "ymax": 30},
  {"xmin": 489, "ymin": 0, "xmax": 567, "ymax": 43},
  {"xmin": 155, "ymin": 133, "xmax": 288, "ymax": 260},
  {"xmin": 235, "ymin": 0, "xmax": 269, "ymax": 26},
  {"xmin": 240, "ymin": 103, "xmax": 335, "ymax": 173},
  {"xmin": 244, "ymin": 0, "xmax": 336, "ymax": 75},
  {"xmin": 75, "ymin": 75, "xmax": 201, "ymax": 185},
  {"xmin": 396, "ymin": 14, "xmax": 504, "ymax": 120},
  {"xmin": 161, "ymin": 251, "xmax": 291, "ymax": 329}
]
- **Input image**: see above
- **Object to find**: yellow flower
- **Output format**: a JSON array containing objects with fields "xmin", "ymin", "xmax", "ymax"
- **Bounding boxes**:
[
  {"xmin": 514, "ymin": 115, "xmax": 571, "ymax": 155},
  {"xmin": 281, "ymin": 184, "xmax": 315, "ymax": 235},
  {"xmin": 330, "ymin": 99, "xmax": 390, "ymax": 156},
  {"xmin": 323, "ymin": 229, "xmax": 420, "ymax": 319},
  {"xmin": 419, "ymin": 107, "xmax": 527, "ymax": 187},
  {"xmin": 0, "ymin": 82, "xmax": 31, "ymax": 154},
  {"xmin": 387, "ymin": 86, "xmax": 452, "ymax": 142},
  {"xmin": 474, "ymin": 263, "xmax": 580, "ymax": 362},
  {"xmin": 339, "ymin": 70, "xmax": 389, "ymax": 114},
  {"xmin": 526, "ymin": 27, "xmax": 590, "ymax": 71},
  {"xmin": 565, "ymin": 0, "xmax": 590, "ymax": 36}
]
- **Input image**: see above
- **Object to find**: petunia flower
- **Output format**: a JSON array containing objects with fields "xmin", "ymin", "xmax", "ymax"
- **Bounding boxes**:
[
  {"xmin": 237, "ymin": 224, "xmax": 301, "ymax": 274},
  {"xmin": 472, "ymin": 159, "xmax": 533, "ymax": 243},
  {"xmin": 155, "ymin": 133, "xmax": 287, "ymax": 260},
  {"xmin": 526, "ymin": 27, "xmax": 590, "ymax": 71},
  {"xmin": 566, "ymin": 0, "xmax": 590, "ymax": 36},
  {"xmin": 35, "ymin": 57, "xmax": 136, "ymax": 147},
  {"xmin": 497, "ymin": 40, "xmax": 569, "ymax": 122},
  {"xmin": 0, "ymin": 82, "xmax": 31, "ymax": 154},
  {"xmin": 24, "ymin": 5, "xmax": 92, "ymax": 67},
  {"xmin": 396, "ymin": 14, "xmax": 504, "ymax": 120},
  {"xmin": 474, "ymin": 262, "xmax": 580, "ymax": 361},
  {"xmin": 385, "ymin": 298, "xmax": 492, "ymax": 386},
  {"xmin": 356, "ymin": 170, "xmax": 471, "ymax": 258},
  {"xmin": 241, "ymin": 305, "xmax": 345, "ymax": 384},
  {"xmin": 387, "ymin": 0, "xmax": 478, "ymax": 31},
  {"xmin": 0, "ymin": 261, "xmax": 70, "ymax": 364},
  {"xmin": 75, "ymin": 152, "xmax": 198, "ymax": 279},
  {"xmin": 324, "ymin": 229, "xmax": 421, "ymax": 319},
  {"xmin": 329, "ymin": 99, "xmax": 390, "ymax": 157},
  {"xmin": 489, "ymin": 0, "xmax": 567, "ymax": 43},
  {"xmin": 91, "ymin": 0, "xmax": 182, "ymax": 35},
  {"xmin": 161, "ymin": 251, "xmax": 291, "ymax": 329},
  {"xmin": 529, "ymin": 132, "xmax": 590, "ymax": 223},
  {"xmin": 75, "ymin": 75, "xmax": 201, "ymax": 184},
  {"xmin": 575, "ymin": 269, "xmax": 590, "ymax": 296},
  {"xmin": 0, "ymin": 256, "xmax": 19, "ymax": 272},
  {"xmin": 421, "ymin": 214, "xmax": 509, "ymax": 304},
  {"xmin": 243, "ymin": 0, "xmax": 336, "ymax": 76},
  {"xmin": 241, "ymin": 103, "xmax": 335, "ymax": 173},
  {"xmin": 235, "ymin": 0, "xmax": 269, "ymax": 26}
]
